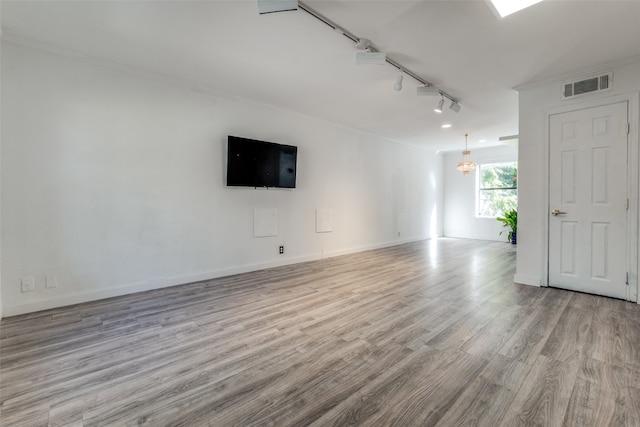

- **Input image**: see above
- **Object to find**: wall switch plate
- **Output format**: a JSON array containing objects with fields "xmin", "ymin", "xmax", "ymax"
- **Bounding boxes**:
[
  {"xmin": 21, "ymin": 277, "xmax": 36, "ymax": 293},
  {"xmin": 45, "ymin": 275, "xmax": 58, "ymax": 289}
]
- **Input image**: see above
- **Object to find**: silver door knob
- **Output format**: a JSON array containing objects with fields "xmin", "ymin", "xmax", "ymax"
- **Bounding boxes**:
[{"xmin": 551, "ymin": 209, "xmax": 567, "ymax": 216}]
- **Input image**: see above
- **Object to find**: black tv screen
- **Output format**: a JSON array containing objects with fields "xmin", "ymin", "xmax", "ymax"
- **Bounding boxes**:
[{"xmin": 226, "ymin": 136, "xmax": 297, "ymax": 188}]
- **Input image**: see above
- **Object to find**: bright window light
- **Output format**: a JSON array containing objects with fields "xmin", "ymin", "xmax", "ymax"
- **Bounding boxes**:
[{"xmin": 489, "ymin": 0, "xmax": 543, "ymax": 17}]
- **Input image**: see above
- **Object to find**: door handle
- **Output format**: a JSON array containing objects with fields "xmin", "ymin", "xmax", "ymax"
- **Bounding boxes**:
[{"xmin": 551, "ymin": 209, "xmax": 567, "ymax": 216}]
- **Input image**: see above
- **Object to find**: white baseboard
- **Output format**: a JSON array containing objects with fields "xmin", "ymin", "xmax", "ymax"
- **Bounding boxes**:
[
  {"xmin": 2, "ymin": 237, "xmax": 433, "ymax": 317},
  {"xmin": 2, "ymin": 254, "xmax": 314, "ymax": 317},
  {"xmin": 319, "ymin": 236, "xmax": 429, "ymax": 259}
]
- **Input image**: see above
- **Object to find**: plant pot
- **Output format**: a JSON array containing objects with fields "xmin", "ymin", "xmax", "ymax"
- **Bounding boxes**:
[{"xmin": 511, "ymin": 231, "xmax": 517, "ymax": 245}]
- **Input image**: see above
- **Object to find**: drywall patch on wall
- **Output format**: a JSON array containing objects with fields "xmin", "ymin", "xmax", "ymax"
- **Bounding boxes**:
[
  {"xmin": 254, "ymin": 208, "xmax": 278, "ymax": 237},
  {"xmin": 316, "ymin": 208, "xmax": 333, "ymax": 233}
]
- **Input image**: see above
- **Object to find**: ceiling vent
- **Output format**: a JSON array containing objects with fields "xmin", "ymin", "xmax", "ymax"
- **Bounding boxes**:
[{"xmin": 562, "ymin": 72, "xmax": 612, "ymax": 100}]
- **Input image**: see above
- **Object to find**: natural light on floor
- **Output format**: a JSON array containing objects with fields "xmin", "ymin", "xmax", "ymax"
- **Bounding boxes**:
[{"xmin": 489, "ymin": 0, "xmax": 544, "ymax": 17}]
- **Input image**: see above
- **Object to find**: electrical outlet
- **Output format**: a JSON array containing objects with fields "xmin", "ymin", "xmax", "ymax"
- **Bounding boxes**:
[
  {"xmin": 20, "ymin": 277, "xmax": 36, "ymax": 293},
  {"xmin": 45, "ymin": 275, "xmax": 58, "ymax": 289},
  {"xmin": 279, "ymin": 245, "xmax": 284, "ymax": 254}
]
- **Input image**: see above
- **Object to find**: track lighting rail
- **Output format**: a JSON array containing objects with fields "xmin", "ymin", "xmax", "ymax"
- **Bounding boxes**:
[{"xmin": 297, "ymin": 1, "xmax": 458, "ymax": 105}]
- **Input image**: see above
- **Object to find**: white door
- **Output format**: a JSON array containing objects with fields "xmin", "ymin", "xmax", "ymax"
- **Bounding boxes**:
[{"xmin": 549, "ymin": 102, "xmax": 629, "ymax": 299}]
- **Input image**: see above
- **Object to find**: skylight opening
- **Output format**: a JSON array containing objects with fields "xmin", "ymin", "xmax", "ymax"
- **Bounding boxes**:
[{"xmin": 489, "ymin": 0, "xmax": 544, "ymax": 17}]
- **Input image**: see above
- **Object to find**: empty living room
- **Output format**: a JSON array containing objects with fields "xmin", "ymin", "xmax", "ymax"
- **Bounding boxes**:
[{"xmin": 2, "ymin": 1, "xmax": 640, "ymax": 426}]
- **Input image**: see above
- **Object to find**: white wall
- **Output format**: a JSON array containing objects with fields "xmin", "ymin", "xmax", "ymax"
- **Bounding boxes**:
[
  {"xmin": 443, "ymin": 145, "xmax": 517, "ymax": 241},
  {"xmin": 0, "ymin": 29, "xmax": 3, "ymax": 319},
  {"xmin": 0, "ymin": 42, "xmax": 443, "ymax": 316},
  {"xmin": 516, "ymin": 58, "xmax": 640, "ymax": 293}
]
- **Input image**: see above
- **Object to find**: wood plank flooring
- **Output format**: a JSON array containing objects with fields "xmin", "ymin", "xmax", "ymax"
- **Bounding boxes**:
[{"xmin": 2, "ymin": 238, "xmax": 640, "ymax": 426}]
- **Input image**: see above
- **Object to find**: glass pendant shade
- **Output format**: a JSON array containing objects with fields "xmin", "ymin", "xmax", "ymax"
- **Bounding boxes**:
[
  {"xmin": 456, "ymin": 151, "xmax": 476, "ymax": 175},
  {"xmin": 456, "ymin": 133, "xmax": 476, "ymax": 175}
]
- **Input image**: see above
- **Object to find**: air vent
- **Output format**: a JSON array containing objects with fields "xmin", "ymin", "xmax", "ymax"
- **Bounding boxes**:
[{"xmin": 562, "ymin": 72, "xmax": 612, "ymax": 99}]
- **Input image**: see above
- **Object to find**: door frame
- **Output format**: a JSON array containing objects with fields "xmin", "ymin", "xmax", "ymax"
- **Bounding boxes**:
[{"xmin": 542, "ymin": 92, "xmax": 639, "ymax": 302}]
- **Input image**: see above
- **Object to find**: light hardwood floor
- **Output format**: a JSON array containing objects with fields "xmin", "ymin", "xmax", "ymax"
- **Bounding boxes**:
[{"xmin": 2, "ymin": 238, "xmax": 640, "ymax": 426}]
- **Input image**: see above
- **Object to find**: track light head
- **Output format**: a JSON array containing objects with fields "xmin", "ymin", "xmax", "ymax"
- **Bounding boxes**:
[
  {"xmin": 449, "ymin": 101, "xmax": 461, "ymax": 113},
  {"xmin": 434, "ymin": 97, "xmax": 444, "ymax": 113},
  {"xmin": 394, "ymin": 73, "xmax": 403, "ymax": 91},
  {"xmin": 355, "ymin": 51, "xmax": 386, "ymax": 65},
  {"xmin": 354, "ymin": 38, "xmax": 371, "ymax": 50},
  {"xmin": 417, "ymin": 85, "xmax": 441, "ymax": 96}
]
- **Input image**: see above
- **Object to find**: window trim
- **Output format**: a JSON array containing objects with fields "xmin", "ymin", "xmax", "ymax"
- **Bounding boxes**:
[{"xmin": 476, "ymin": 162, "xmax": 518, "ymax": 218}]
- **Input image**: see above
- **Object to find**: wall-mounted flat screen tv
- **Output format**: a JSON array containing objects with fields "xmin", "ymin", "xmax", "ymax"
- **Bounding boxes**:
[{"xmin": 226, "ymin": 136, "xmax": 297, "ymax": 188}]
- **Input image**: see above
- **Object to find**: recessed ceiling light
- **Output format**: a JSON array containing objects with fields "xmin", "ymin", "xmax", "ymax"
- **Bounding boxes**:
[
  {"xmin": 488, "ymin": 0, "xmax": 543, "ymax": 17},
  {"xmin": 479, "ymin": 139, "xmax": 487, "ymax": 143},
  {"xmin": 442, "ymin": 124, "xmax": 452, "ymax": 129}
]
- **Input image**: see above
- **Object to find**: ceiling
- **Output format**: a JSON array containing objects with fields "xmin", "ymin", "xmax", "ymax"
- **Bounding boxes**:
[{"xmin": 2, "ymin": 0, "xmax": 640, "ymax": 151}]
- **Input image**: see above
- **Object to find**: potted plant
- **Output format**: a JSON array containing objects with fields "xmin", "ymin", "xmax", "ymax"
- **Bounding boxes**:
[{"xmin": 497, "ymin": 208, "xmax": 517, "ymax": 244}]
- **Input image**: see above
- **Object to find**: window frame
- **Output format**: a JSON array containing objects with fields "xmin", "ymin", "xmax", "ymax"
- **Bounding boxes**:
[{"xmin": 476, "ymin": 161, "xmax": 518, "ymax": 218}]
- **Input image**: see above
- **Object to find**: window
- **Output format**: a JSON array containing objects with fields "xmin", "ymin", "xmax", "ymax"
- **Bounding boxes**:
[{"xmin": 477, "ymin": 162, "xmax": 517, "ymax": 217}]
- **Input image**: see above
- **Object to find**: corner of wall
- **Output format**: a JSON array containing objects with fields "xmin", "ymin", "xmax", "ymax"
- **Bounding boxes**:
[{"xmin": 1, "ymin": 34, "xmax": 3, "ymax": 320}]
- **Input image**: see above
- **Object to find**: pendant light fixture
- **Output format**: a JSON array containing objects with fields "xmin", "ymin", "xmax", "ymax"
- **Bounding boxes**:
[{"xmin": 456, "ymin": 133, "xmax": 477, "ymax": 175}]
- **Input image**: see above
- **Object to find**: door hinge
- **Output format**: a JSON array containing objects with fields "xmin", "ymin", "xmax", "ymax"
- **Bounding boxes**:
[
  {"xmin": 629, "ymin": 123, "xmax": 631, "ymax": 135},
  {"xmin": 627, "ymin": 272, "xmax": 629, "ymax": 285},
  {"xmin": 628, "ymin": 198, "xmax": 630, "ymax": 210}
]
